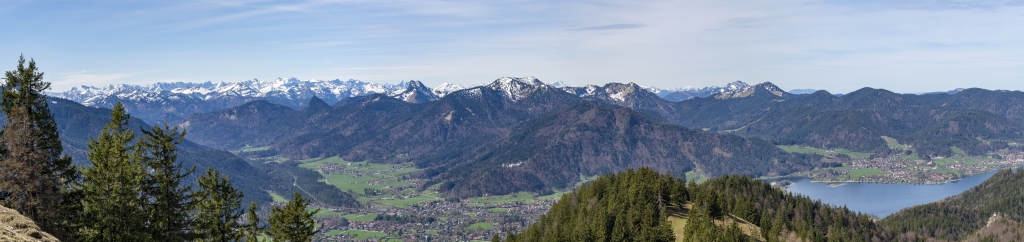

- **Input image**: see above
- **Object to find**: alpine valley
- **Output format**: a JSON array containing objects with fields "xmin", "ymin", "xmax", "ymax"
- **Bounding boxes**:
[{"xmin": 15, "ymin": 76, "xmax": 1024, "ymax": 241}]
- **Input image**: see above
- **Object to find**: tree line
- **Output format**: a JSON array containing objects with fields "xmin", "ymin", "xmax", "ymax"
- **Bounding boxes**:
[{"xmin": 0, "ymin": 55, "xmax": 318, "ymax": 241}]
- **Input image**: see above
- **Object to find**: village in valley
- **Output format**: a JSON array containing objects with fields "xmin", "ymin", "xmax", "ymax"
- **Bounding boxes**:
[
  {"xmin": 246, "ymin": 153, "xmax": 564, "ymax": 241},
  {"xmin": 242, "ymin": 135, "xmax": 1024, "ymax": 241},
  {"xmin": 781, "ymin": 137, "xmax": 1024, "ymax": 184}
]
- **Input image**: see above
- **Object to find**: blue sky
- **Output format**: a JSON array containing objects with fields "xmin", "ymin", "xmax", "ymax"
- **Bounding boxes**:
[{"xmin": 2, "ymin": 0, "xmax": 1023, "ymax": 93}]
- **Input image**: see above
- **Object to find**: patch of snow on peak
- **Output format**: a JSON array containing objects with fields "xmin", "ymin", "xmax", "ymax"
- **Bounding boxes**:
[
  {"xmin": 487, "ymin": 76, "xmax": 546, "ymax": 102},
  {"xmin": 547, "ymin": 81, "xmax": 569, "ymax": 88},
  {"xmin": 434, "ymin": 83, "xmax": 467, "ymax": 97}
]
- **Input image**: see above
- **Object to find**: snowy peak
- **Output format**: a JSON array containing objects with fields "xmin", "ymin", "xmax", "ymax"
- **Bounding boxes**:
[
  {"xmin": 486, "ymin": 76, "xmax": 549, "ymax": 102},
  {"xmin": 644, "ymin": 81, "xmax": 753, "ymax": 102},
  {"xmin": 388, "ymin": 80, "xmax": 438, "ymax": 103},
  {"xmin": 713, "ymin": 82, "xmax": 789, "ymax": 99},
  {"xmin": 722, "ymin": 81, "xmax": 752, "ymax": 93},
  {"xmin": 433, "ymin": 83, "xmax": 467, "ymax": 97},
  {"xmin": 553, "ymin": 82, "xmax": 672, "ymax": 111},
  {"xmin": 758, "ymin": 82, "xmax": 786, "ymax": 97},
  {"xmin": 546, "ymin": 81, "xmax": 569, "ymax": 88},
  {"xmin": 600, "ymin": 82, "xmax": 645, "ymax": 103}
]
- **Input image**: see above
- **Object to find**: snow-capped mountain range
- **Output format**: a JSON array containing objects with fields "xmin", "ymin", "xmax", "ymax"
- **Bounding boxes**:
[
  {"xmin": 50, "ymin": 78, "xmax": 465, "ymax": 125},
  {"xmin": 47, "ymin": 76, "xmax": 785, "ymax": 125},
  {"xmin": 55, "ymin": 78, "xmax": 462, "ymax": 107},
  {"xmin": 643, "ymin": 81, "xmax": 753, "ymax": 102}
]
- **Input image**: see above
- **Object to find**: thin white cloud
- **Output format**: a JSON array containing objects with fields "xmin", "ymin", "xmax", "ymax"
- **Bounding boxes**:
[{"xmin": 567, "ymin": 24, "xmax": 644, "ymax": 31}]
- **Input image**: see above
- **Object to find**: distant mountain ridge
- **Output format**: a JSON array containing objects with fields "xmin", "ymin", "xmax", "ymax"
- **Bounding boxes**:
[
  {"xmin": 183, "ymin": 77, "xmax": 821, "ymax": 198},
  {"xmin": 47, "ymin": 77, "xmax": 783, "ymax": 125},
  {"xmin": 644, "ymin": 80, "xmax": 753, "ymax": 102},
  {"xmin": 50, "ymin": 78, "xmax": 463, "ymax": 125}
]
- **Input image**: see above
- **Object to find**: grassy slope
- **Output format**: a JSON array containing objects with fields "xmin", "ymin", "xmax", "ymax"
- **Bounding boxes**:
[
  {"xmin": 297, "ymin": 156, "xmax": 435, "ymax": 207},
  {"xmin": 268, "ymin": 191, "xmax": 288, "ymax": 203},
  {"xmin": 0, "ymin": 205, "xmax": 59, "ymax": 242},
  {"xmin": 667, "ymin": 203, "xmax": 764, "ymax": 242}
]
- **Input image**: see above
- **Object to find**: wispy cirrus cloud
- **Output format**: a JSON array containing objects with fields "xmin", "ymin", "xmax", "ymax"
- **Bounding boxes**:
[{"xmin": 567, "ymin": 23, "xmax": 644, "ymax": 31}]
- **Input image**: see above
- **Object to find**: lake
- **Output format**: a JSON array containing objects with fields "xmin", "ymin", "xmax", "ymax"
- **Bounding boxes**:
[{"xmin": 782, "ymin": 169, "xmax": 1004, "ymax": 218}]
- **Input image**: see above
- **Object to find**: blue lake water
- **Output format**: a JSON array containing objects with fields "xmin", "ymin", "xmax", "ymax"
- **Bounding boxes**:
[{"xmin": 782, "ymin": 170, "xmax": 1003, "ymax": 218}]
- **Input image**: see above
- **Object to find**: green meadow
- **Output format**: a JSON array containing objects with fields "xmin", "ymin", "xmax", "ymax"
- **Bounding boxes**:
[
  {"xmin": 343, "ymin": 213, "xmax": 378, "ymax": 222},
  {"xmin": 267, "ymin": 191, "xmax": 288, "ymax": 203},
  {"xmin": 238, "ymin": 145, "xmax": 271, "ymax": 152},
  {"xmin": 848, "ymin": 168, "xmax": 888, "ymax": 180},
  {"xmin": 297, "ymin": 156, "xmax": 440, "ymax": 207},
  {"xmin": 326, "ymin": 230, "xmax": 390, "ymax": 240},
  {"xmin": 466, "ymin": 222, "xmax": 495, "ymax": 230},
  {"xmin": 777, "ymin": 145, "xmax": 873, "ymax": 159},
  {"xmin": 882, "ymin": 136, "xmax": 907, "ymax": 150},
  {"xmin": 685, "ymin": 171, "xmax": 708, "ymax": 183}
]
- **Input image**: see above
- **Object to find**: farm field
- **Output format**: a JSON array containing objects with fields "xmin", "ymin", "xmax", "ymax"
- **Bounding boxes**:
[
  {"xmin": 882, "ymin": 136, "xmax": 907, "ymax": 150},
  {"xmin": 298, "ymin": 156, "xmax": 437, "ymax": 207},
  {"xmin": 847, "ymin": 168, "xmax": 889, "ymax": 180},
  {"xmin": 466, "ymin": 222, "xmax": 495, "ymax": 230},
  {"xmin": 469, "ymin": 192, "xmax": 537, "ymax": 204},
  {"xmin": 343, "ymin": 213, "xmax": 377, "ymax": 222},
  {"xmin": 325, "ymin": 230, "xmax": 391, "ymax": 240},
  {"xmin": 777, "ymin": 145, "xmax": 873, "ymax": 159}
]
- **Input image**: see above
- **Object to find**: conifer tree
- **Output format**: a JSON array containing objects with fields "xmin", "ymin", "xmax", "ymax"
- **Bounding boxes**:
[
  {"xmin": 0, "ymin": 107, "xmax": 47, "ymax": 217},
  {"xmin": 268, "ymin": 192, "xmax": 319, "ymax": 242},
  {"xmin": 139, "ymin": 122, "xmax": 195, "ymax": 241},
  {"xmin": 193, "ymin": 168, "xmax": 244, "ymax": 242},
  {"xmin": 0, "ymin": 54, "xmax": 81, "ymax": 240},
  {"xmin": 243, "ymin": 201, "xmax": 265, "ymax": 242},
  {"xmin": 79, "ymin": 102, "xmax": 152, "ymax": 241},
  {"xmin": 724, "ymin": 221, "xmax": 746, "ymax": 242}
]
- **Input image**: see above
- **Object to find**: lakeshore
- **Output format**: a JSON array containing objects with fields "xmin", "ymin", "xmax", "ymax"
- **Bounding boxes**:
[
  {"xmin": 786, "ymin": 145, "xmax": 1024, "ymax": 184},
  {"xmin": 784, "ymin": 169, "xmax": 1006, "ymax": 217}
]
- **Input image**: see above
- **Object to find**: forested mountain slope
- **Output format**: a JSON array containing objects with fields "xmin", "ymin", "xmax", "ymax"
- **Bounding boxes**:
[
  {"xmin": 610, "ymin": 84, "xmax": 1024, "ymax": 158},
  {"xmin": 184, "ymin": 78, "xmax": 821, "ymax": 198},
  {"xmin": 914, "ymin": 88, "xmax": 1024, "ymax": 121}
]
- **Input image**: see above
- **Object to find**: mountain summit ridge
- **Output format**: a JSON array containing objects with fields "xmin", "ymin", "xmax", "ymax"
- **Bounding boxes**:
[{"xmin": 46, "ymin": 76, "xmax": 807, "ymax": 125}]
